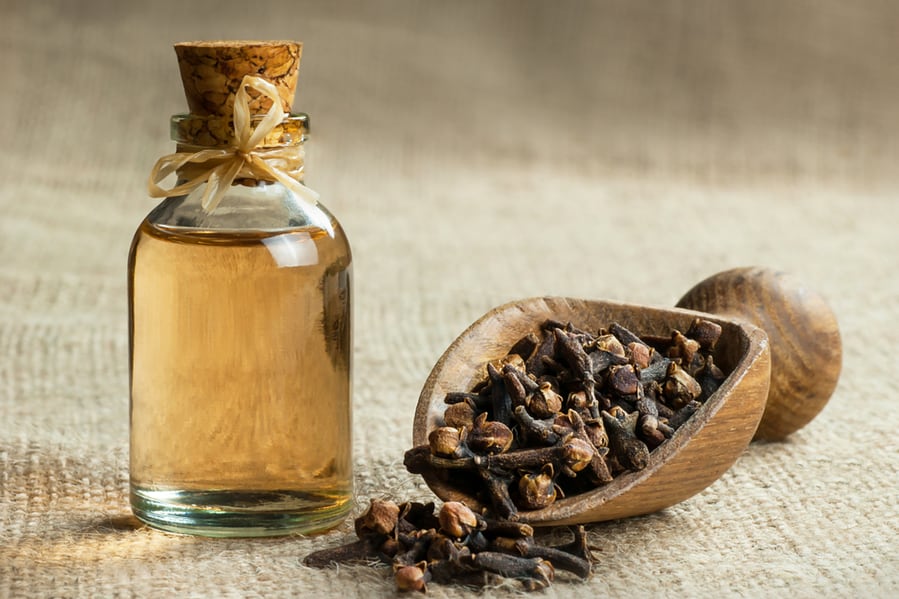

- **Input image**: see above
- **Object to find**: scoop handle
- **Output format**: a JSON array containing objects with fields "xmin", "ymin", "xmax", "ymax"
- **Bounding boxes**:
[{"xmin": 676, "ymin": 267, "xmax": 842, "ymax": 440}]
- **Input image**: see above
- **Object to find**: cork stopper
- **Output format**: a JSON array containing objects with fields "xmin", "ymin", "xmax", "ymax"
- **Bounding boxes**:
[{"xmin": 174, "ymin": 40, "xmax": 302, "ymax": 117}]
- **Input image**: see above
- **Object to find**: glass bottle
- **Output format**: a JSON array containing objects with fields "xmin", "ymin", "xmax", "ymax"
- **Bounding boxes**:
[{"xmin": 128, "ymin": 41, "xmax": 352, "ymax": 537}]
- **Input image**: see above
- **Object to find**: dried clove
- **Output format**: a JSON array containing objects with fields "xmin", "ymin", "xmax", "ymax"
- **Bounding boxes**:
[
  {"xmin": 428, "ymin": 427, "xmax": 467, "ymax": 458},
  {"xmin": 627, "ymin": 341, "xmax": 652, "ymax": 369},
  {"xmin": 602, "ymin": 410, "xmax": 650, "ymax": 471},
  {"xmin": 303, "ymin": 537, "xmax": 382, "ymax": 568},
  {"xmin": 398, "ymin": 500, "xmax": 440, "ymax": 533},
  {"xmin": 517, "ymin": 463, "xmax": 557, "ymax": 510},
  {"xmin": 608, "ymin": 322, "xmax": 642, "ymax": 347},
  {"xmin": 395, "ymin": 562, "xmax": 430, "ymax": 593},
  {"xmin": 554, "ymin": 328, "xmax": 597, "ymax": 401},
  {"xmin": 463, "ymin": 552, "xmax": 555, "ymax": 590},
  {"xmin": 502, "ymin": 364, "xmax": 529, "ymax": 408},
  {"xmin": 669, "ymin": 330, "xmax": 701, "ymax": 369},
  {"xmin": 513, "ymin": 405, "xmax": 560, "ymax": 446},
  {"xmin": 636, "ymin": 396, "xmax": 665, "ymax": 449},
  {"xmin": 667, "ymin": 400, "xmax": 702, "ymax": 429},
  {"xmin": 526, "ymin": 381, "xmax": 564, "ymax": 418},
  {"xmin": 442, "ymin": 398, "xmax": 477, "ymax": 430},
  {"xmin": 466, "ymin": 412, "xmax": 514, "ymax": 455},
  {"xmin": 509, "ymin": 332, "xmax": 540, "ymax": 361},
  {"xmin": 608, "ymin": 364, "xmax": 640, "ymax": 396},
  {"xmin": 477, "ymin": 437, "xmax": 595, "ymax": 479},
  {"xmin": 305, "ymin": 499, "xmax": 594, "ymax": 593},
  {"xmin": 444, "ymin": 391, "xmax": 491, "ymax": 413},
  {"xmin": 487, "ymin": 362, "xmax": 513, "ymax": 426},
  {"xmin": 404, "ymin": 318, "xmax": 729, "ymax": 520},
  {"xmin": 355, "ymin": 498, "xmax": 400, "ymax": 537},
  {"xmin": 568, "ymin": 411, "xmax": 614, "ymax": 484},
  {"xmin": 394, "ymin": 529, "xmax": 438, "ymax": 568},
  {"xmin": 526, "ymin": 330, "xmax": 556, "ymax": 377},
  {"xmin": 639, "ymin": 357, "xmax": 672, "ymax": 385},
  {"xmin": 477, "ymin": 467, "xmax": 518, "ymax": 520},
  {"xmin": 438, "ymin": 501, "xmax": 481, "ymax": 539},
  {"xmin": 663, "ymin": 361, "xmax": 703, "ymax": 409},
  {"xmin": 480, "ymin": 517, "xmax": 534, "ymax": 539},
  {"xmin": 491, "ymin": 532, "xmax": 593, "ymax": 579},
  {"xmin": 687, "ymin": 318, "xmax": 722, "ymax": 351},
  {"xmin": 696, "ymin": 354, "xmax": 726, "ymax": 400}
]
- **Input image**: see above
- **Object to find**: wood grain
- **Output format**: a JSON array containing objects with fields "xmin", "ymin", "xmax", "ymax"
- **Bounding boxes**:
[
  {"xmin": 412, "ymin": 297, "xmax": 770, "ymax": 526},
  {"xmin": 677, "ymin": 267, "xmax": 842, "ymax": 441}
]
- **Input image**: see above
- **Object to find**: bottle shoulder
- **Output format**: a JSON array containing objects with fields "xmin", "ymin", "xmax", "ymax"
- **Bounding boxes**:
[
  {"xmin": 132, "ymin": 183, "xmax": 351, "ymax": 267},
  {"xmin": 130, "ymin": 218, "xmax": 351, "ymax": 274},
  {"xmin": 145, "ymin": 181, "xmax": 345, "ymax": 236}
]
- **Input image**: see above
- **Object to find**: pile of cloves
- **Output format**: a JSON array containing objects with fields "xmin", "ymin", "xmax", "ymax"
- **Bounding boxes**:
[
  {"xmin": 404, "ymin": 318, "xmax": 727, "ymax": 520},
  {"xmin": 304, "ymin": 498, "xmax": 592, "ymax": 592}
]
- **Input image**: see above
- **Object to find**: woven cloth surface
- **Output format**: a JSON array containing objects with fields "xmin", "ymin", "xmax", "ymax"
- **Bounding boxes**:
[{"xmin": 1, "ymin": 1, "xmax": 897, "ymax": 597}]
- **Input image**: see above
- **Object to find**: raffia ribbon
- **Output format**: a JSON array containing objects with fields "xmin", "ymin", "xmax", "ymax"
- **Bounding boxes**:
[{"xmin": 147, "ymin": 75, "xmax": 319, "ymax": 213}]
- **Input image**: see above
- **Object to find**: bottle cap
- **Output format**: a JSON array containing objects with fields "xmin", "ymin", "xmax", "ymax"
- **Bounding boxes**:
[{"xmin": 174, "ymin": 40, "xmax": 302, "ymax": 117}]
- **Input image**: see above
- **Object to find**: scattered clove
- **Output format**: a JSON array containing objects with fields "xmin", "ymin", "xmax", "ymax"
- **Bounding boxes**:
[
  {"xmin": 395, "ymin": 562, "xmax": 430, "ymax": 592},
  {"xmin": 304, "ymin": 498, "xmax": 594, "ymax": 593},
  {"xmin": 438, "ymin": 501, "xmax": 480, "ymax": 539},
  {"xmin": 490, "ymin": 525, "xmax": 593, "ymax": 579}
]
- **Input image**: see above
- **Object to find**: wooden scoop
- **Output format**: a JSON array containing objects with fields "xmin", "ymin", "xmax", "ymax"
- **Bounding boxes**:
[{"xmin": 411, "ymin": 267, "xmax": 841, "ymax": 526}]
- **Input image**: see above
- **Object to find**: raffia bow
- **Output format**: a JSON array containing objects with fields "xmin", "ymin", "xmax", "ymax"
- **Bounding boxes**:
[{"xmin": 147, "ymin": 75, "xmax": 319, "ymax": 213}]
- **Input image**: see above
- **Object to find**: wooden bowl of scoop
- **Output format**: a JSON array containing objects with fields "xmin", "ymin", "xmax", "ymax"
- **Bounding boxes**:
[{"xmin": 410, "ymin": 267, "xmax": 842, "ymax": 526}]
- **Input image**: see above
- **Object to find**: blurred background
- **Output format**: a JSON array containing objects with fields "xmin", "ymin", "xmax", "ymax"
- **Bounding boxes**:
[
  {"xmin": 7, "ymin": 1, "xmax": 899, "ymax": 181},
  {"xmin": 1, "ymin": 2, "xmax": 897, "ymax": 595},
  {"xmin": 7, "ymin": 2, "xmax": 899, "ymax": 185},
  {"xmin": 3, "ymin": 0, "xmax": 897, "ymax": 278}
]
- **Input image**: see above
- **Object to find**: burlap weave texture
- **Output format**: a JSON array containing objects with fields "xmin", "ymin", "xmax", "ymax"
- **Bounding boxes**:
[{"xmin": 1, "ymin": 1, "xmax": 897, "ymax": 597}]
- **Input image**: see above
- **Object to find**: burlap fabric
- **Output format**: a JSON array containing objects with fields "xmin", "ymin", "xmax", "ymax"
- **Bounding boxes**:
[{"xmin": 1, "ymin": 1, "xmax": 897, "ymax": 597}]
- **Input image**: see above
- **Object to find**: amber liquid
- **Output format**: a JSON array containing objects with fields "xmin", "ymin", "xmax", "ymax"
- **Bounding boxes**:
[{"xmin": 129, "ymin": 221, "xmax": 352, "ymax": 536}]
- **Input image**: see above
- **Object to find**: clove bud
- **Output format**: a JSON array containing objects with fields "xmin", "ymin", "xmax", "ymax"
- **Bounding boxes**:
[
  {"xmin": 395, "ymin": 562, "xmax": 429, "ymax": 593},
  {"xmin": 428, "ymin": 427, "xmax": 465, "ymax": 458},
  {"xmin": 442, "ymin": 399, "xmax": 477, "ymax": 430},
  {"xmin": 355, "ymin": 498, "xmax": 401, "ymax": 537},
  {"xmin": 466, "ymin": 412, "xmax": 514, "ymax": 455},
  {"xmin": 438, "ymin": 501, "xmax": 481, "ymax": 539},
  {"xmin": 517, "ymin": 463, "xmax": 557, "ymax": 510},
  {"xmin": 663, "ymin": 362, "xmax": 703, "ymax": 409},
  {"xmin": 526, "ymin": 382, "xmax": 564, "ymax": 419}
]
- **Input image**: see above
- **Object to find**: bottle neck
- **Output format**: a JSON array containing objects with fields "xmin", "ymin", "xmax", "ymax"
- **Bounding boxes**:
[
  {"xmin": 170, "ymin": 112, "xmax": 309, "ymax": 148},
  {"xmin": 169, "ymin": 112, "xmax": 310, "ymax": 187},
  {"xmin": 173, "ymin": 142, "xmax": 307, "ymax": 186},
  {"xmin": 147, "ymin": 109, "xmax": 317, "ymax": 221}
]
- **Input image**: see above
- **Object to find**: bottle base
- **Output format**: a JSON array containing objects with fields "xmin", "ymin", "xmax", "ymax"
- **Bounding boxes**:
[{"xmin": 131, "ymin": 487, "xmax": 352, "ymax": 537}]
